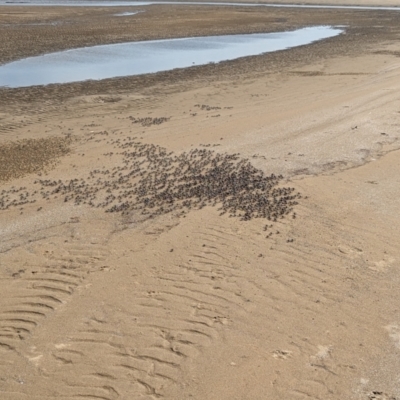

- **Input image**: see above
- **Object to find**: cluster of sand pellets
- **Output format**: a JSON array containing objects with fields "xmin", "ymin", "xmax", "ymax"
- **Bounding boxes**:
[
  {"xmin": 0, "ymin": 135, "xmax": 300, "ymax": 231},
  {"xmin": 194, "ymin": 104, "xmax": 221, "ymax": 111},
  {"xmin": 129, "ymin": 116, "xmax": 170, "ymax": 127}
]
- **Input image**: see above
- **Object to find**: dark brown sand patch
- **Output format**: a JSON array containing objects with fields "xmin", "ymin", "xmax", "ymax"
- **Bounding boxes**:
[{"xmin": 0, "ymin": 136, "xmax": 71, "ymax": 182}]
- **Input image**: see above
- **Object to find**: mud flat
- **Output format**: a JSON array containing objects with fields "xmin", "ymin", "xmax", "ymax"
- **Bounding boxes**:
[{"xmin": 1, "ymin": 3, "xmax": 400, "ymax": 400}]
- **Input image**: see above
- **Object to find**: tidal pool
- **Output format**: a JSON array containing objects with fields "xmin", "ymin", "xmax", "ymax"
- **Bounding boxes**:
[{"xmin": 0, "ymin": 26, "xmax": 343, "ymax": 88}]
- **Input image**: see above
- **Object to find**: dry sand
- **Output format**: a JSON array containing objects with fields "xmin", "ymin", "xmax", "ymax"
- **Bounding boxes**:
[{"xmin": 1, "ymin": 3, "xmax": 400, "ymax": 400}]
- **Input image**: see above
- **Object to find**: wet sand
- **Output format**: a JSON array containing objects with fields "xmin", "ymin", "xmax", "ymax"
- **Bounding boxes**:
[{"xmin": 1, "ymin": 3, "xmax": 400, "ymax": 400}]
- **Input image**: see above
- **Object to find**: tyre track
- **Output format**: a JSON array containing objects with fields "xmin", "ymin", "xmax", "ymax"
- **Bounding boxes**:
[
  {"xmin": 20, "ymin": 216, "xmax": 252, "ymax": 398},
  {"xmin": 0, "ymin": 241, "xmax": 108, "ymax": 352}
]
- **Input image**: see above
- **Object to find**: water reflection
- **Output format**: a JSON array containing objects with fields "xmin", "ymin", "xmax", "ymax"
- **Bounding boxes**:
[{"xmin": 0, "ymin": 26, "xmax": 343, "ymax": 88}]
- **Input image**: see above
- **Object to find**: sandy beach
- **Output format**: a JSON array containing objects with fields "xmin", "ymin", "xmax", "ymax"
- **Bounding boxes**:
[{"xmin": 1, "ymin": 2, "xmax": 400, "ymax": 399}]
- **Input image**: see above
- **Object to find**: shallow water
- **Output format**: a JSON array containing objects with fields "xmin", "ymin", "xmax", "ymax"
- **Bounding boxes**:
[
  {"xmin": 0, "ymin": 26, "xmax": 343, "ymax": 88},
  {"xmin": 114, "ymin": 10, "xmax": 140, "ymax": 15},
  {"xmin": 1, "ymin": 0, "xmax": 399, "ymax": 10}
]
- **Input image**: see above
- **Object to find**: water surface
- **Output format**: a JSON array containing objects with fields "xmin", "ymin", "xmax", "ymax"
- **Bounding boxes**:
[
  {"xmin": 0, "ymin": 26, "xmax": 343, "ymax": 88},
  {"xmin": 114, "ymin": 10, "xmax": 141, "ymax": 15}
]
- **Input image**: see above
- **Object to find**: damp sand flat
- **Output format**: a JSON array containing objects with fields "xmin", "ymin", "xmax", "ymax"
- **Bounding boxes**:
[{"xmin": 1, "ymin": 5, "xmax": 400, "ymax": 400}]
